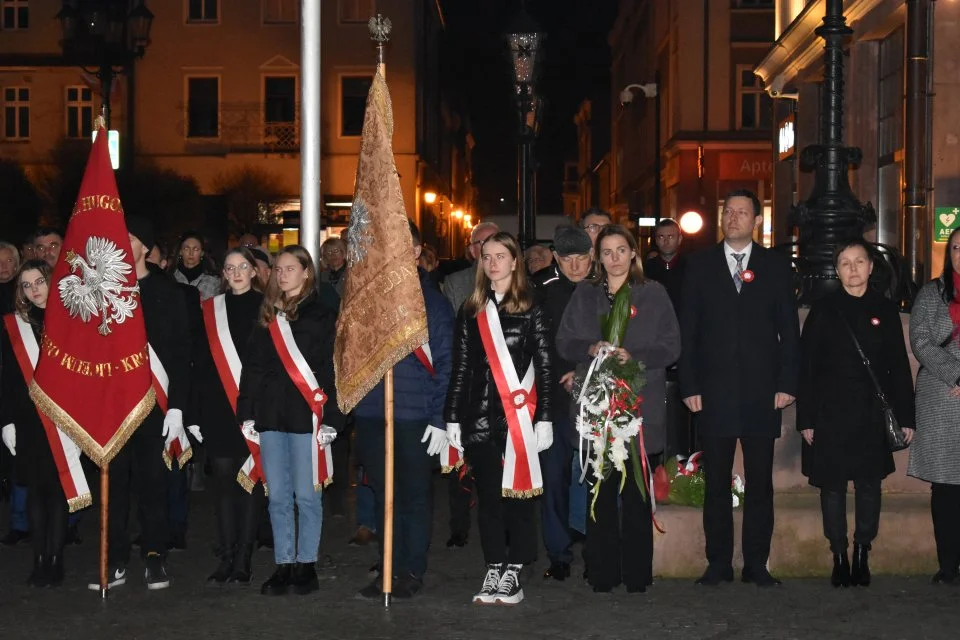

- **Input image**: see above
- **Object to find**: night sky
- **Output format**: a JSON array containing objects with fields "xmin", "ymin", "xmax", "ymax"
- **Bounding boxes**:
[{"xmin": 442, "ymin": 0, "xmax": 619, "ymax": 219}]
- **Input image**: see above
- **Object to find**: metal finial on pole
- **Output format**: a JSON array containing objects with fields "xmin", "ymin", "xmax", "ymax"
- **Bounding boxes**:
[{"xmin": 368, "ymin": 12, "xmax": 394, "ymax": 608}]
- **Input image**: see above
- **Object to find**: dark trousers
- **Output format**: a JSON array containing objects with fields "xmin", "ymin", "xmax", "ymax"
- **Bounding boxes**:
[
  {"xmin": 324, "ymin": 422, "xmax": 352, "ymax": 517},
  {"xmin": 106, "ymin": 425, "xmax": 169, "ymax": 565},
  {"xmin": 540, "ymin": 427, "xmax": 573, "ymax": 564},
  {"xmin": 448, "ymin": 464, "xmax": 473, "ymax": 536},
  {"xmin": 29, "ymin": 479, "xmax": 68, "ymax": 558},
  {"xmin": 355, "ymin": 418, "xmax": 434, "ymax": 579},
  {"xmin": 931, "ymin": 483, "xmax": 960, "ymax": 574},
  {"xmin": 586, "ymin": 459, "xmax": 653, "ymax": 590},
  {"xmin": 702, "ymin": 436, "xmax": 775, "ymax": 569},
  {"xmin": 820, "ymin": 480, "xmax": 881, "ymax": 553},
  {"xmin": 210, "ymin": 456, "xmax": 266, "ymax": 552},
  {"xmin": 467, "ymin": 440, "xmax": 537, "ymax": 565},
  {"xmin": 167, "ymin": 460, "xmax": 190, "ymax": 537}
]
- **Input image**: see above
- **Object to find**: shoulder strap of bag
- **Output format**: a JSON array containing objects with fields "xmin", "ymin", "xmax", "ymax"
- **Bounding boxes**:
[{"xmin": 837, "ymin": 311, "xmax": 890, "ymax": 407}]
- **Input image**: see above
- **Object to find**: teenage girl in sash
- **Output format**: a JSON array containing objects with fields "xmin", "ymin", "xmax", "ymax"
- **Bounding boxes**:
[
  {"xmin": 197, "ymin": 247, "xmax": 265, "ymax": 585},
  {"xmin": 444, "ymin": 231, "xmax": 554, "ymax": 605},
  {"xmin": 1, "ymin": 260, "xmax": 80, "ymax": 587},
  {"xmin": 237, "ymin": 246, "xmax": 343, "ymax": 597}
]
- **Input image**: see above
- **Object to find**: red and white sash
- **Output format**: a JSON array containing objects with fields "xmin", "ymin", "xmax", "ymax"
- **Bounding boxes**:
[
  {"xmin": 3, "ymin": 314, "xmax": 92, "ymax": 512},
  {"xmin": 268, "ymin": 313, "xmax": 333, "ymax": 490},
  {"xmin": 476, "ymin": 299, "xmax": 542, "ymax": 498},
  {"xmin": 201, "ymin": 295, "xmax": 263, "ymax": 492},
  {"xmin": 150, "ymin": 343, "xmax": 192, "ymax": 470},
  {"xmin": 414, "ymin": 342, "xmax": 462, "ymax": 473}
]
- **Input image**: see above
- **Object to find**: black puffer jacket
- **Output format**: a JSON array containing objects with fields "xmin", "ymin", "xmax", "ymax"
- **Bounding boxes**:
[
  {"xmin": 444, "ymin": 292, "xmax": 553, "ymax": 446},
  {"xmin": 236, "ymin": 293, "xmax": 344, "ymax": 434}
]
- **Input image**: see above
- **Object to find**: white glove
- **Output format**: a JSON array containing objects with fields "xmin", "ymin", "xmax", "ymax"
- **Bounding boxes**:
[
  {"xmin": 1, "ymin": 423, "xmax": 15, "ymax": 456},
  {"xmin": 162, "ymin": 408, "xmax": 185, "ymax": 448},
  {"xmin": 446, "ymin": 423, "xmax": 463, "ymax": 452},
  {"xmin": 535, "ymin": 421, "xmax": 553, "ymax": 452},
  {"xmin": 241, "ymin": 420, "xmax": 260, "ymax": 444},
  {"xmin": 317, "ymin": 425, "xmax": 337, "ymax": 448},
  {"xmin": 421, "ymin": 425, "xmax": 447, "ymax": 456},
  {"xmin": 187, "ymin": 425, "xmax": 203, "ymax": 443}
]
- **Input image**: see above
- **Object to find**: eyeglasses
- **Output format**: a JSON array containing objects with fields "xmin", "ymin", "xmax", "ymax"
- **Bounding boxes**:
[
  {"xmin": 34, "ymin": 242, "xmax": 60, "ymax": 255},
  {"xmin": 224, "ymin": 263, "xmax": 251, "ymax": 274},
  {"xmin": 21, "ymin": 277, "xmax": 46, "ymax": 291},
  {"xmin": 584, "ymin": 223, "xmax": 608, "ymax": 234}
]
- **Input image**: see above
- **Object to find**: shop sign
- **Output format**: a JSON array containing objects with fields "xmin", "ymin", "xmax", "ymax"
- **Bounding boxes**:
[
  {"xmin": 935, "ymin": 207, "xmax": 960, "ymax": 243},
  {"xmin": 778, "ymin": 115, "xmax": 795, "ymax": 161},
  {"xmin": 718, "ymin": 152, "xmax": 772, "ymax": 181}
]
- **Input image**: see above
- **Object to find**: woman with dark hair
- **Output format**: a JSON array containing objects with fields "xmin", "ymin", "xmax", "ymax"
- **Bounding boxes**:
[
  {"xmin": 1, "ymin": 260, "xmax": 81, "ymax": 586},
  {"xmin": 174, "ymin": 231, "xmax": 220, "ymax": 301},
  {"xmin": 909, "ymin": 227, "xmax": 960, "ymax": 584},
  {"xmin": 556, "ymin": 224, "xmax": 680, "ymax": 593},
  {"xmin": 444, "ymin": 231, "xmax": 553, "ymax": 605},
  {"xmin": 237, "ymin": 245, "xmax": 343, "ymax": 596},
  {"xmin": 798, "ymin": 239, "xmax": 914, "ymax": 587},
  {"xmin": 198, "ymin": 248, "xmax": 266, "ymax": 585}
]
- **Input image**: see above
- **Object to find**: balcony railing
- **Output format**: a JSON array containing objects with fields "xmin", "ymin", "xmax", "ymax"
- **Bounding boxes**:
[{"xmin": 178, "ymin": 102, "xmax": 299, "ymax": 154}]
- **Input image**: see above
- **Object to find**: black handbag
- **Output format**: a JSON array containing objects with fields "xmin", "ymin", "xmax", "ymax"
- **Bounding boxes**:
[{"xmin": 839, "ymin": 314, "xmax": 909, "ymax": 452}]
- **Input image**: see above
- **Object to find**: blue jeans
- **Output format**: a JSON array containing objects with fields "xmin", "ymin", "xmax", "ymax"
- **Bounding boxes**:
[
  {"xmin": 540, "ymin": 425, "xmax": 574, "ymax": 564},
  {"xmin": 260, "ymin": 432, "xmax": 323, "ymax": 564},
  {"xmin": 569, "ymin": 454, "xmax": 588, "ymax": 535},
  {"xmin": 355, "ymin": 469, "xmax": 377, "ymax": 532}
]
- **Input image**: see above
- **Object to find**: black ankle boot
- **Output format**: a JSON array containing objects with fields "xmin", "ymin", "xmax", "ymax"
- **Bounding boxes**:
[
  {"xmin": 228, "ymin": 544, "xmax": 254, "ymax": 585},
  {"xmin": 207, "ymin": 547, "xmax": 235, "ymax": 584},
  {"xmin": 292, "ymin": 562, "xmax": 319, "ymax": 595},
  {"xmin": 831, "ymin": 552, "xmax": 850, "ymax": 587},
  {"xmin": 851, "ymin": 544, "xmax": 871, "ymax": 587},
  {"xmin": 48, "ymin": 554, "xmax": 65, "ymax": 587},
  {"xmin": 260, "ymin": 564, "xmax": 292, "ymax": 596},
  {"xmin": 27, "ymin": 555, "xmax": 48, "ymax": 587}
]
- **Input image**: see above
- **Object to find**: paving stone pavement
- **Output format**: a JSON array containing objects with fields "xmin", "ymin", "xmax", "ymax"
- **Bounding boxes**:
[{"xmin": 1, "ymin": 475, "xmax": 959, "ymax": 640}]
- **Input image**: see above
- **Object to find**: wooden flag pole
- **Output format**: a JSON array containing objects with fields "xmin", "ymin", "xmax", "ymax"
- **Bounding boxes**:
[
  {"xmin": 369, "ymin": 13, "xmax": 394, "ymax": 609},
  {"xmin": 99, "ymin": 464, "xmax": 110, "ymax": 598}
]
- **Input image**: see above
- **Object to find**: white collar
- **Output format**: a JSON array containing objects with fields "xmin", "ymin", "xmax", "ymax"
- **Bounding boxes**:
[{"xmin": 723, "ymin": 241, "xmax": 753, "ymax": 261}]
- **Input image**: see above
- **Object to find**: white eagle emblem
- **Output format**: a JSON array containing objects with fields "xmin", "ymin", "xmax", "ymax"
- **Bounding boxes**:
[{"xmin": 59, "ymin": 236, "xmax": 140, "ymax": 336}]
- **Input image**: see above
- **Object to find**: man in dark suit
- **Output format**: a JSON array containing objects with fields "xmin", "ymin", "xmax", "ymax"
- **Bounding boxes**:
[
  {"xmin": 644, "ymin": 218, "xmax": 686, "ymax": 316},
  {"xmin": 679, "ymin": 189, "xmax": 800, "ymax": 587}
]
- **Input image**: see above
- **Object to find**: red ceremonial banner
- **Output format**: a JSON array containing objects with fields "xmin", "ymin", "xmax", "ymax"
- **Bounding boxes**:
[{"xmin": 29, "ymin": 127, "xmax": 156, "ymax": 466}]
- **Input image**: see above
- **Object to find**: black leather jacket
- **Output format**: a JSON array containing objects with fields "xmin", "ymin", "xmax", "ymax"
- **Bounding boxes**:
[{"xmin": 444, "ymin": 292, "xmax": 553, "ymax": 446}]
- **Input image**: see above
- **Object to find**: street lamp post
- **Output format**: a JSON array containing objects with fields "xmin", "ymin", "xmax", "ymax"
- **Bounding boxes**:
[
  {"xmin": 56, "ymin": 1, "xmax": 154, "ymax": 132},
  {"xmin": 619, "ymin": 79, "xmax": 659, "ymax": 221},
  {"xmin": 788, "ymin": 0, "xmax": 875, "ymax": 304},
  {"xmin": 506, "ymin": 6, "xmax": 543, "ymax": 250}
]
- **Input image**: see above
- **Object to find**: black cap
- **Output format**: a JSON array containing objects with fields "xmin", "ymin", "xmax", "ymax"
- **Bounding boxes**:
[
  {"xmin": 552, "ymin": 225, "xmax": 592, "ymax": 256},
  {"xmin": 124, "ymin": 215, "xmax": 155, "ymax": 252}
]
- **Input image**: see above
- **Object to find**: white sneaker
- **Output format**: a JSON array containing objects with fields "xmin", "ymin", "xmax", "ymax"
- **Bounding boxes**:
[
  {"xmin": 494, "ymin": 564, "xmax": 524, "ymax": 605},
  {"xmin": 87, "ymin": 566, "xmax": 127, "ymax": 591},
  {"xmin": 472, "ymin": 563, "xmax": 502, "ymax": 604}
]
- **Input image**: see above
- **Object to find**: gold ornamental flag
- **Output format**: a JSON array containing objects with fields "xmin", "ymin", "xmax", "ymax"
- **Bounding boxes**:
[{"xmin": 334, "ymin": 71, "xmax": 428, "ymax": 413}]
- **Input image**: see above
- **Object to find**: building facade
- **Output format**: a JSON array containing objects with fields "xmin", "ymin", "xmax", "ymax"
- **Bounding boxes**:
[
  {"xmin": 757, "ymin": 0, "xmax": 957, "ymax": 281},
  {"xmin": 0, "ymin": 0, "xmax": 474, "ymax": 253},
  {"xmin": 609, "ymin": 0, "xmax": 775, "ymax": 253}
]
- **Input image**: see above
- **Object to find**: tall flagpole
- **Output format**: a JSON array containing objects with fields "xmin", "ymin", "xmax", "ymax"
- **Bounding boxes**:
[
  {"xmin": 368, "ymin": 13, "xmax": 394, "ymax": 609},
  {"xmin": 301, "ymin": 0, "xmax": 322, "ymax": 269}
]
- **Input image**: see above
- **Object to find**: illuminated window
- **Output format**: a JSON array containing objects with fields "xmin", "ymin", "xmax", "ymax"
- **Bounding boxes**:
[
  {"xmin": 66, "ymin": 86, "xmax": 95, "ymax": 139},
  {"xmin": 2, "ymin": 87, "xmax": 29, "ymax": 140}
]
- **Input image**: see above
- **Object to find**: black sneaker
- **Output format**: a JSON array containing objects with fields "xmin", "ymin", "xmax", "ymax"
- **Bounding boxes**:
[
  {"xmin": 356, "ymin": 577, "xmax": 382, "ymax": 600},
  {"xmin": 494, "ymin": 563, "xmax": 524, "ymax": 605},
  {"xmin": 144, "ymin": 553, "xmax": 171, "ymax": 590},
  {"xmin": 0, "ymin": 529, "xmax": 30, "ymax": 546},
  {"xmin": 472, "ymin": 563, "xmax": 502, "ymax": 604},
  {"xmin": 392, "ymin": 574, "xmax": 423, "ymax": 599},
  {"xmin": 87, "ymin": 566, "xmax": 128, "ymax": 591}
]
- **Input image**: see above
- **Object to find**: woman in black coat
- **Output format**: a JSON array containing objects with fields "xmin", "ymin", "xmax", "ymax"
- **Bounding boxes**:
[
  {"xmin": 237, "ymin": 245, "xmax": 344, "ymax": 597},
  {"xmin": 556, "ymin": 225, "xmax": 681, "ymax": 594},
  {"xmin": 797, "ymin": 239, "xmax": 915, "ymax": 587},
  {"xmin": 444, "ymin": 231, "xmax": 553, "ymax": 606},
  {"xmin": 198, "ymin": 247, "xmax": 265, "ymax": 585},
  {"xmin": 0, "ymin": 260, "xmax": 71, "ymax": 586}
]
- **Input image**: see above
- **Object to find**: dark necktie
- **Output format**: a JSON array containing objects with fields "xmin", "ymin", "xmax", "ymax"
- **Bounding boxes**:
[{"xmin": 732, "ymin": 253, "xmax": 745, "ymax": 293}]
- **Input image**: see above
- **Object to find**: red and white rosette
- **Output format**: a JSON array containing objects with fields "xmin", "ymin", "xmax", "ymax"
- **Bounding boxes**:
[
  {"xmin": 268, "ymin": 313, "xmax": 333, "ymax": 491},
  {"xmin": 202, "ymin": 295, "xmax": 264, "ymax": 492},
  {"xmin": 477, "ymin": 299, "xmax": 541, "ymax": 498},
  {"xmin": 149, "ymin": 343, "xmax": 191, "ymax": 470},
  {"xmin": 3, "ymin": 314, "xmax": 92, "ymax": 512},
  {"xmin": 414, "ymin": 342, "xmax": 462, "ymax": 473}
]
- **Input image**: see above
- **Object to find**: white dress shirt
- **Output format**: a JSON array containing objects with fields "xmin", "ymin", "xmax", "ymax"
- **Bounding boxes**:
[{"xmin": 723, "ymin": 241, "xmax": 753, "ymax": 280}]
